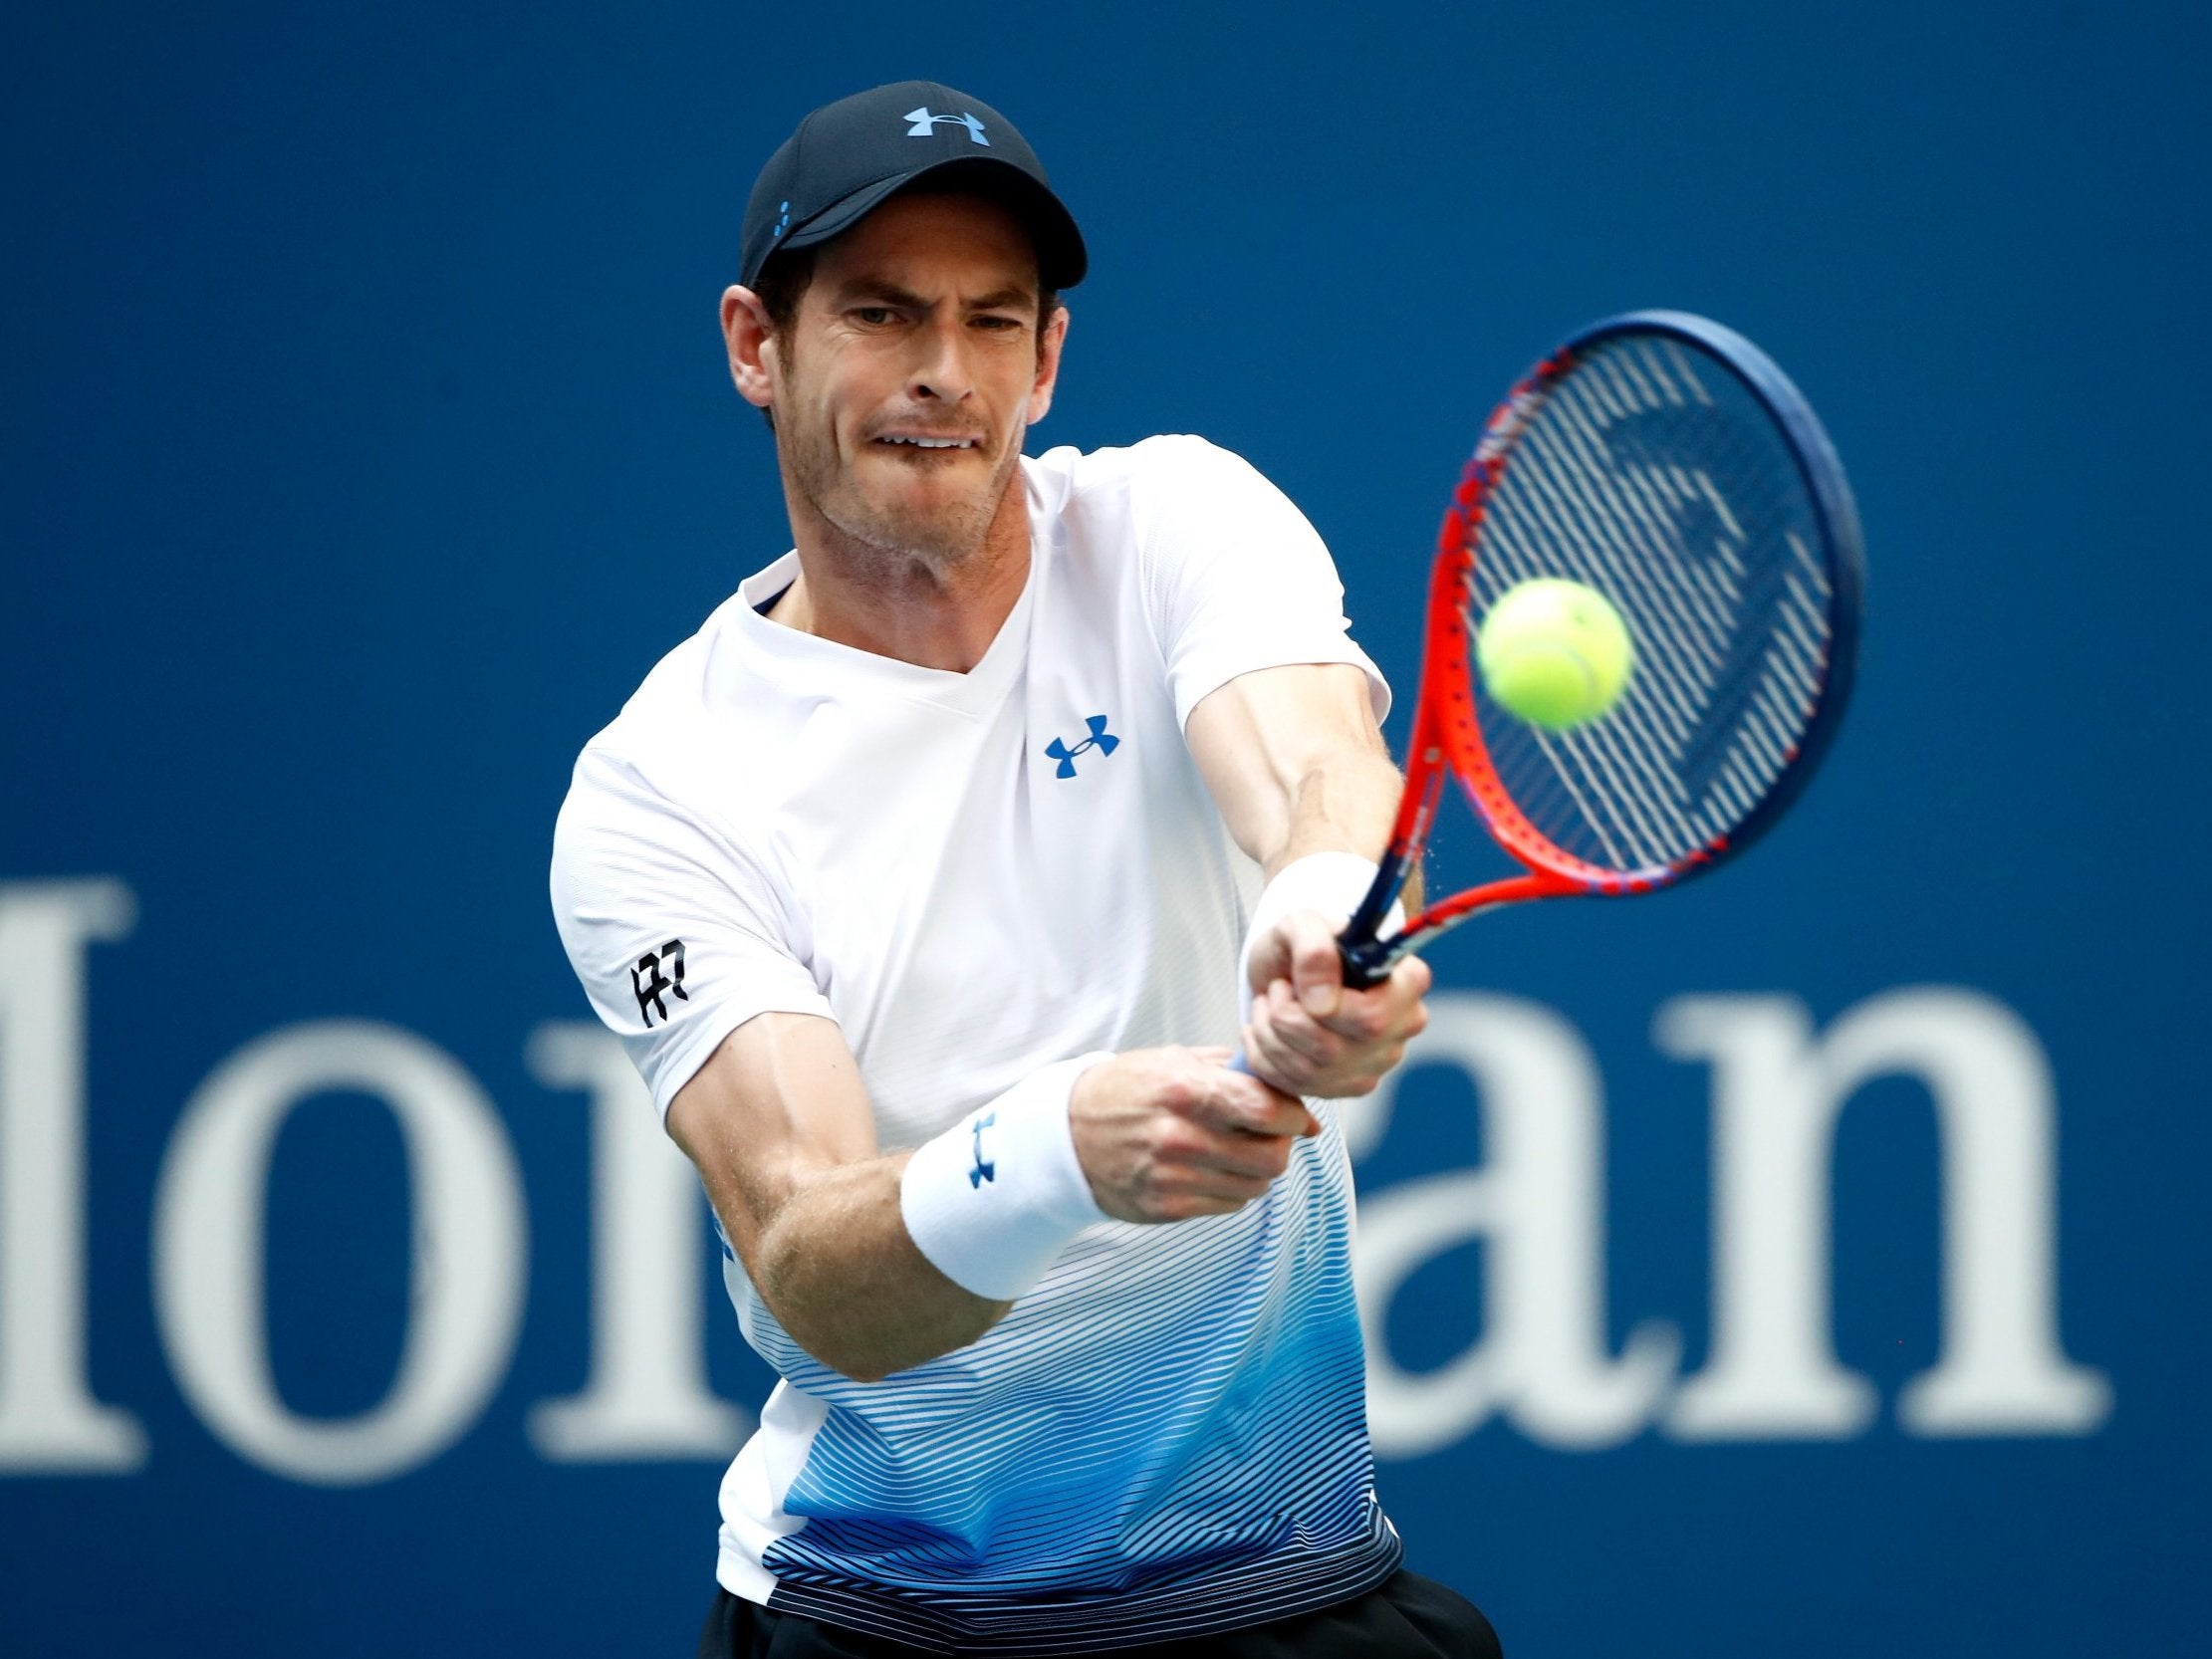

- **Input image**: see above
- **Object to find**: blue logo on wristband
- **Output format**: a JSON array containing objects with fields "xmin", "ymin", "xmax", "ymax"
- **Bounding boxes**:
[{"xmin": 969, "ymin": 1111, "xmax": 997, "ymax": 1188}]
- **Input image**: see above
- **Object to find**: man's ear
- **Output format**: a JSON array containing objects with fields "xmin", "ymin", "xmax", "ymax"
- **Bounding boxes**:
[
  {"xmin": 722, "ymin": 285, "xmax": 778, "ymax": 409},
  {"xmin": 1026, "ymin": 303, "xmax": 1070, "ymax": 427}
]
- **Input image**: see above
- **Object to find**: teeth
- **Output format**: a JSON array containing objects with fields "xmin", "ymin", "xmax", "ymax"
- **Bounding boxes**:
[{"xmin": 881, "ymin": 436, "xmax": 973, "ymax": 448}]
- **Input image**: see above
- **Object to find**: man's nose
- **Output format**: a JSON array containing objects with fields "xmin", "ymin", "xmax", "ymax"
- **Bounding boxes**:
[{"xmin": 908, "ymin": 319, "xmax": 975, "ymax": 404}]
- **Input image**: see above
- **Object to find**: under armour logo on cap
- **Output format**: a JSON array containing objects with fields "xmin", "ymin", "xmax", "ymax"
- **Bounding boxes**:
[
  {"xmin": 739, "ymin": 82, "xmax": 1084, "ymax": 290},
  {"xmin": 904, "ymin": 106, "xmax": 990, "ymax": 145}
]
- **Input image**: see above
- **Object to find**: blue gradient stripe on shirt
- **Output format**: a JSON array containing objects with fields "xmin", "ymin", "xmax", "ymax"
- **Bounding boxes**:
[{"xmin": 740, "ymin": 1119, "xmax": 1401, "ymax": 1651}]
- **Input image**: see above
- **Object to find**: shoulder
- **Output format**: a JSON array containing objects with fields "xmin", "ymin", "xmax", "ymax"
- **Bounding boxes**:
[
  {"xmin": 554, "ymin": 590, "xmax": 766, "ymax": 859},
  {"xmin": 1028, "ymin": 439, "xmax": 1311, "ymax": 592},
  {"xmin": 1029, "ymin": 434, "xmax": 1284, "ymax": 515},
  {"xmin": 564, "ymin": 642, "xmax": 709, "ymax": 814}
]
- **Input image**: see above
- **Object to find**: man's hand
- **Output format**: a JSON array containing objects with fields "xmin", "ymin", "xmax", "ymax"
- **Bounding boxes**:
[
  {"xmin": 1070, "ymin": 1047, "xmax": 1319, "ymax": 1223},
  {"xmin": 1241, "ymin": 909, "xmax": 1430, "ymax": 1098}
]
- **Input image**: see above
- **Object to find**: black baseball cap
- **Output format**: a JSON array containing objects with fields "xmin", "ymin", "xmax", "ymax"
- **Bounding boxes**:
[{"xmin": 739, "ymin": 81, "xmax": 1087, "ymax": 293}]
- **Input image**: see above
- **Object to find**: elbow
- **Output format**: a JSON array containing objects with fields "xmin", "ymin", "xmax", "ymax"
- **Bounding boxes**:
[
  {"xmin": 785, "ymin": 1317, "xmax": 895, "ymax": 1384},
  {"xmin": 749, "ymin": 1275, "xmax": 886, "ymax": 1382},
  {"xmin": 749, "ymin": 1256, "xmax": 917, "ymax": 1384},
  {"xmin": 765, "ymin": 1294, "xmax": 1001, "ymax": 1387},
  {"xmin": 784, "ymin": 1327, "xmax": 914, "ymax": 1386},
  {"xmin": 783, "ymin": 1307, "xmax": 998, "ymax": 1384}
]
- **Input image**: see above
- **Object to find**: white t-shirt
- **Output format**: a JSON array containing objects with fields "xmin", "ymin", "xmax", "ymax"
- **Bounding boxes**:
[{"xmin": 551, "ymin": 436, "xmax": 1400, "ymax": 1654}]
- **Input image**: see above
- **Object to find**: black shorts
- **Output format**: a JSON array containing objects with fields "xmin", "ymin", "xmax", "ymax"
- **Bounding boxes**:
[{"xmin": 696, "ymin": 1569, "xmax": 1502, "ymax": 1658}]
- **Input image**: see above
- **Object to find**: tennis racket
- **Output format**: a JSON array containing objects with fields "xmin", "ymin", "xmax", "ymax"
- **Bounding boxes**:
[{"xmin": 1334, "ymin": 309, "xmax": 1865, "ymax": 988}]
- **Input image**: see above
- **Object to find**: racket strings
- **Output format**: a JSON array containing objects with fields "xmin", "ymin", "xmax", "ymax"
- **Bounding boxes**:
[{"xmin": 1469, "ymin": 336, "xmax": 1839, "ymax": 876}]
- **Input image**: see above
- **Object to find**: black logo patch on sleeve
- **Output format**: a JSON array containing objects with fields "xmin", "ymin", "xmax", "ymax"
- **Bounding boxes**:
[{"xmin": 630, "ymin": 939, "xmax": 688, "ymax": 1028}]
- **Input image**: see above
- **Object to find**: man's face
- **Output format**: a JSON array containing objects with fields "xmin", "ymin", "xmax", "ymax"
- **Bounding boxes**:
[{"xmin": 762, "ymin": 192, "xmax": 1065, "ymax": 570}]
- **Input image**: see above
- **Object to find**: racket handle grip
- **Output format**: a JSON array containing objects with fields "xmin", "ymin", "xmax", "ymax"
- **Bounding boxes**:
[{"xmin": 1337, "ymin": 935, "xmax": 1394, "ymax": 991}]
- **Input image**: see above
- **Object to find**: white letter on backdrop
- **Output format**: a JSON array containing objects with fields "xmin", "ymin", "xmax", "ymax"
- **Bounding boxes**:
[
  {"xmin": 525, "ymin": 1022, "xmax": 747, "ymax": 1459},
  {"xmin": 0, "ymin": 880, "xmax": 147, "ymax": 1473},
  {"xmin": 152, "ymin": 1021, "xmax": 527, "ymax": 1484},
  {"xmin": 1355, "ymin": 993, "xmax": 1678, "ymax": 1456},
  {"xmin": 1658, "ymin": 989, "xmax": 2108, "ymax": 1439}
]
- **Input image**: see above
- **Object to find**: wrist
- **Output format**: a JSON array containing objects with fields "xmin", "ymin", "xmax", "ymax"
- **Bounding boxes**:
[
  {"xmin": 899, "ymin": 1053, "xmax": 1114, "ymax": 1302},
  {"xmin": 1240, "ymin": 852, "xmax": 1396, "ymax": 1017}
]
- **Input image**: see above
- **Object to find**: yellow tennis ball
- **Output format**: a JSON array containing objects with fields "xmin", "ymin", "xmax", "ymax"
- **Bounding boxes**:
[{"xmin": 1476, "ymin": 579, "xmax": 1634, "ymax": 730}]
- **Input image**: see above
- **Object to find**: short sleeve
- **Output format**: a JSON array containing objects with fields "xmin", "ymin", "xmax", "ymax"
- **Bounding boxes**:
[
  {"xmin": 1129, "ymin": 437, "xmax": 1389, "ymax": 729},
  {"xmin": 550, "ymin": 746, "xmax": 835, "ymax": 1118}
]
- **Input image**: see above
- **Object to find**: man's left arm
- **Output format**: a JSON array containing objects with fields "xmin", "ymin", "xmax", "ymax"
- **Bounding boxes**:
[{"xmin": 1184, "ymin": 661, "xmax": 1430, "ymax": 1098}]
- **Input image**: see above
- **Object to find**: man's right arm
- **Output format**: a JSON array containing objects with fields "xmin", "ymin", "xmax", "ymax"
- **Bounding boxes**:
[{"xmin": 667, "ymin": 1013, "xmax": 1317, "ymax": 1384}]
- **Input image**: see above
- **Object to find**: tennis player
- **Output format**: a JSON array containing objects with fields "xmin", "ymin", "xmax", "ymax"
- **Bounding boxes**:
[{"xmin": 551, "ymin": 81, "xmax": 1501, "ymax": 1658}]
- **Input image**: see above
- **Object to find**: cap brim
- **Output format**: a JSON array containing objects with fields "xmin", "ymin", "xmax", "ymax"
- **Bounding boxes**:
[{"xmin": 781, "ymin": 156, "xmax": 1087, "ymax": 289}]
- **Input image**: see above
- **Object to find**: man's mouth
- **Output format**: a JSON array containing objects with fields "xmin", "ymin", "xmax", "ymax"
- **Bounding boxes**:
[{"xmin": 873, "ymin": 434, "xmax": 982, "ymax": 450}]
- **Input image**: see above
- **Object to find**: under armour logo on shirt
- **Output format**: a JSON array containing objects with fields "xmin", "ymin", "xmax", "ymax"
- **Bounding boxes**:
[
  {"xmin": 1045, "ymin": 715, "xmax": 1120, "ymax": 779},
  {"xmin": 969, "ymin": 1111, "xmax": 997, "ymax": 1187},
  {"xmin": 904, "ymin": 107, "xmax": 989, "ymax": 145}
]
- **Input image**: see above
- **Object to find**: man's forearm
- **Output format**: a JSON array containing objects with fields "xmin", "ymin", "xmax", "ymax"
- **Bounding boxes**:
[
  {"xmin": 1273, "ymin": 755, "xmax": 1422, "ymax": 916},
  {"xmin": 1270, "ymin": 752, "xmax": 1400, "ymax": 875},
  {"xmin": 745, "ymin": 1151, "xmax": 1011, "ymax": 1383},
  {"xmin": 1184, "ymin": 663, "xmax": 1421, "ymax": 913}
]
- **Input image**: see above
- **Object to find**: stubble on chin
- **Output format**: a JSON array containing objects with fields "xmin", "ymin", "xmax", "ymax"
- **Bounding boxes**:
[{"xmin": 789, "ymin": 430, "xmax": 1023, "ymax": 578}]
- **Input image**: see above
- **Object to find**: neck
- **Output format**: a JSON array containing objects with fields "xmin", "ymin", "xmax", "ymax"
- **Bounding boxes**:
[{"xmin": 769, "ymin": 467, "xmax": 1033, "ymax": 673}]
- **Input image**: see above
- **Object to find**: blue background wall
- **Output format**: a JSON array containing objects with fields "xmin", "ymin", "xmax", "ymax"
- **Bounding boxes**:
[{"xmin": 5, "ymin": 3, "xmax": 2206, "ymax": 1654}]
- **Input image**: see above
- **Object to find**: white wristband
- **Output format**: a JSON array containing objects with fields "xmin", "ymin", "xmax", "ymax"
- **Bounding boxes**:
[
  {"xmin": 899, "ymin": 1053, "xmax": 1113, "ymax": 1302},
  {"xmin": 1239, "ymin": 851, "xmax": 1398, "ymax": 1019}
]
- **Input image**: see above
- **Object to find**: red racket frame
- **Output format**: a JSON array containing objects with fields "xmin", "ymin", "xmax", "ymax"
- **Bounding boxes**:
[{"xmin": 1333, "ymin": 309, "xmax": 1864, "ymax": 988}]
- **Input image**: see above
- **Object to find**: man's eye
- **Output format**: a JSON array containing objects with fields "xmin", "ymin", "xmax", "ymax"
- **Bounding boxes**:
[
  {"xmin": 853, "ymin": 307, "xmax": 897, "ymax": 326},
  {"xmin": 974, "ymin": 315, "xmax": 1023, "ymax": 332}
]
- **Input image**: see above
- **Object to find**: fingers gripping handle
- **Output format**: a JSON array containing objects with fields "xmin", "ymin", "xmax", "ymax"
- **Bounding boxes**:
[
  {"xmin": 1227, "ymin": 939, "xmax": 1383, "ymax": 1074},
  {"xmin": 1229, "ymin": 854, "xmax": 1400, "ymax": 1074}
]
